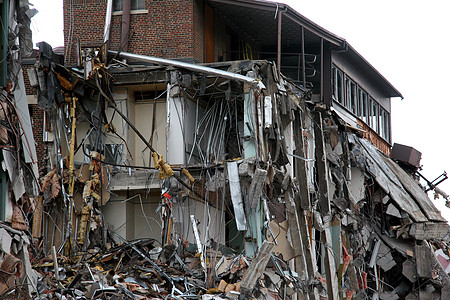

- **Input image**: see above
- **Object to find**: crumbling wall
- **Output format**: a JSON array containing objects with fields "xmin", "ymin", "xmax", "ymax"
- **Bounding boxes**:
[{"xmin": 22, "ymin": 44, "xmax": 450, "ymax": 300}]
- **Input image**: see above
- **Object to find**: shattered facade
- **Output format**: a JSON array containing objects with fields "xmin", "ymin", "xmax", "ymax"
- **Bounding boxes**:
[{"xmin": 1, "ymin": 0, "xmax": 450, "ymax": 299}]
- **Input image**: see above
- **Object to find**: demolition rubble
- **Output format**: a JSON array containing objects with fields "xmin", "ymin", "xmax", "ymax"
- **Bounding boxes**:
[{"xmin": 2, "ymin": 4, "xmax": 450, "ymax": 298}]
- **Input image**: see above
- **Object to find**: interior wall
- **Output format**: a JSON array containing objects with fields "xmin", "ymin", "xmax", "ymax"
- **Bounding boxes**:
[{"xmin": 133, "ymin": 100, "xmax": 167, "ymax": 167}]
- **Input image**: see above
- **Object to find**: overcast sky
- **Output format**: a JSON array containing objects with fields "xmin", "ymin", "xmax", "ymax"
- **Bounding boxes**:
[{"xmin": 30, "ymin": 0, "xmax": 450, "ymax": 220}]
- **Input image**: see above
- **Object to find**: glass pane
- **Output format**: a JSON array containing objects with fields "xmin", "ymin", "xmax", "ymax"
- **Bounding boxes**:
[
  {"xmin": 362, "ymin": 92, "xmax": 368, "ymax": 124},
  {"xmin": 384, "ymin": 110, "xmax": 390, "ymax": 142},
  {"xmin": 114, "ymin": 0, "xmax": 123, "ymax": 11},
  {"xmin": 351, "ymin": 82, "xmax": 357, "ymax": 114},
  {"xmin": 345, "ymin": 77, "xmax": 350, "ymax": 108},
  {"xmin": 332, "ymin": 67, "xmax": 336, "ymax": 100},
  {"xmin": 132, "ymin": 0, "xmax": 146, "ymax": 10},
  {"xmin": 337, "ymin": 70, "xmax": 344, "ymax": 104},
  {"xmin": 371, "ymin": 99, "xmax": 378, "ymax": 133}
]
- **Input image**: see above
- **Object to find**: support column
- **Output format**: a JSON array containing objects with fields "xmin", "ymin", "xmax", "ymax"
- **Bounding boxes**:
[{"xmin": 277, "ymin": 11, "xmax": 283, "ymax": 79}]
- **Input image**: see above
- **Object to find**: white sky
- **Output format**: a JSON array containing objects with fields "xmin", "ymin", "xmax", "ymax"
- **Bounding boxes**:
[{"xmin": 30, "ymin": 0, "xmax": 450, "ymax": 220}]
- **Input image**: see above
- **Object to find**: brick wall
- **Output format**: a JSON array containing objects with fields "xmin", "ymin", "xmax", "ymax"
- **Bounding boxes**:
[
  {"xmin": 64, "ymin": 0, "xmax": 109, "ymax": 65},
  {"xmin": 64, "ymin": 0, "xmax": 205, "ymax": 64}
]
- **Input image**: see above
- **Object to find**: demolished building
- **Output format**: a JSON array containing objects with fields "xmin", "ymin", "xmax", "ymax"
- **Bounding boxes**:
[{"xmin": 2, "ymin": 0, "xmax": 450, "ymax": 299}]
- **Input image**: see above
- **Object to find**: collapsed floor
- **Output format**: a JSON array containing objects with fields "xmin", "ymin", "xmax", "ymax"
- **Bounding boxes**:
[{"xmin": 2, "ymin": 42, "xmax": 450, "ymax": 299}]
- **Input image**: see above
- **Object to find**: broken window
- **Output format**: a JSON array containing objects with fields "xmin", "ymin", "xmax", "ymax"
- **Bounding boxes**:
[
  {"xmin": 370, "ymin": 97, "xmax": 379, "ymax": 133},
  {"xmin": 380, "ymin": 107, "xmax": 391, "ymax": 142},
  {"xmin": 335, "ymin": 68, "xmax": 344, "ymax": 105},
  {"xmin": 332, "ymin": 65, "xmax": 391, "ymax": 142},
  {"xmin": 113, "ymin": 0, "xmax": 145, "ymax": 11},
  {"xmin": 360, "ymin": 89, "xmax": 369, "ymax": 125},
  {"xmin": 345, "ymin": 76, "xmax": 357, "ymax": 114}
]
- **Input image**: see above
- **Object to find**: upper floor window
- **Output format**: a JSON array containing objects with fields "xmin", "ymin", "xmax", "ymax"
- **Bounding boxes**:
[
  {"xmin": 114, "ymin": 0, "xmax": 145, "ymax": 11},
  {"xmin": 332, "ymin": 65, "xmax": 391, "ymax": 143}
]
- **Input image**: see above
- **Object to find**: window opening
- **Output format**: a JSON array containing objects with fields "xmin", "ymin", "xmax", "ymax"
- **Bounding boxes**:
[{"xmin": 114, "ymin": 0, "xmax": 145, "ymax": 11}]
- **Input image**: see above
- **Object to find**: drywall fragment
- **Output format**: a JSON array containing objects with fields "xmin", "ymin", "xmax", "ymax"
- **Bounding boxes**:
[
  {"xmin": 248, "ymin": 168, "xmax": 267, "ymax": 208},
  {"xmin": 227, "ymin": 161, "xmax": 247, "ymax": 231},
  {"xmin": 0, "ymin": 228, "xmax": 12, "ymax": 254},
  {"xmin": 264, "ymin": 95, "xmax": 272, "ymax": 128},
  {"xmin": 239, "ymin": 240, "xmax": 274, "ymax": 299},
  {"xmin": 369, "ymin": 239, "xmax": 381, "ymax": 268},
  {"xmin": 348, "ymin": 168, "xmax": 366, "ymax": 204},
  {"xmin": 268, "ymin": 220, "xmax": 294, "ymax": 261}
]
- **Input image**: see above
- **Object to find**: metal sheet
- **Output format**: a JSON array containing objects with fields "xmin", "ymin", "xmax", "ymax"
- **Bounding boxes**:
[
  {"xmin": 13, "ymin": 69, "xmax": 38, "ymax": 165},
  {"xmin": 226, "ymin": 161, "xmax": 247, "ymax": 231}
]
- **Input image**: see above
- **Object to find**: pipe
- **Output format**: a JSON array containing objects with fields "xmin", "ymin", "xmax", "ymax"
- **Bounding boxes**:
[
  {"xmin": 109, "ymin": 50, "xmax": 266, "ymax": 90},
  {"xmin": 103, "ymin": 0, "xmax": 113, "ymax": 43},
  {"xmin": 120, "ymin": 0, "xmax": 131, "ymax": 52}
]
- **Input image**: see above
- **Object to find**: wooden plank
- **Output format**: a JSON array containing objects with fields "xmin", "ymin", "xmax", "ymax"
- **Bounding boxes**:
[
  {"xmin": 313, "ymin": 111, "xmax": 331, "ymax": 215},
  {"xmin": 381, "ymin": 155, "xmax": 446, "ymax": 222},
  {"xmin": 32, "ymin": 196, "xmax": 43, "ymax": 238},
  {"xmin": 239, "ymin": 240, "xmax": 274, "ymax": 300},
  {"xmin": 293, "ymin": 110, "xmax": 311, "ymax": 209},
  {"xmin": 248, "ymin": 168, "xmax": 267, "ymax": 208},
  {"xmin": 285, "ymin": 193, "xmax": 309, "ymax": 300}
]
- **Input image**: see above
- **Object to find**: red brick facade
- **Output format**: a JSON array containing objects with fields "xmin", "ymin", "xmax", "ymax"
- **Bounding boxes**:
[{"xmin": 64, "ymin": 0, "xmax": 205, "ymax": 65}]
